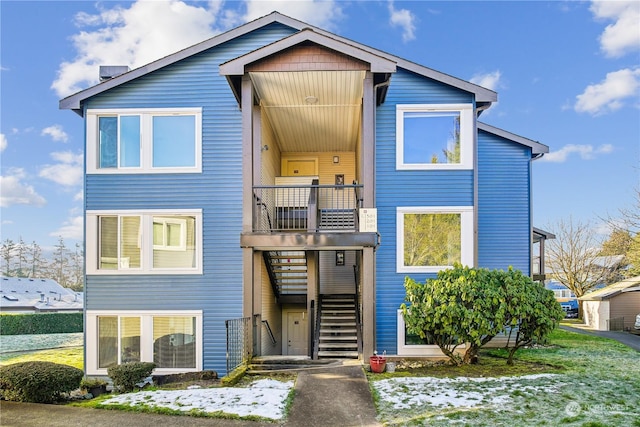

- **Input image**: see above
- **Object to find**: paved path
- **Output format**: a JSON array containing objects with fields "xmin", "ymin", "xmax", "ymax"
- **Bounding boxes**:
[
  {"xmin": 286, "ymin": 361, "xmax": 380, "ymax": 427},
  {"xmin": 1, "ymin": 361, "xmax": 380, "ymax": 427},
  {"xmin": 560, "ymin": 325, "xmax": 640, "ymax": 351}
]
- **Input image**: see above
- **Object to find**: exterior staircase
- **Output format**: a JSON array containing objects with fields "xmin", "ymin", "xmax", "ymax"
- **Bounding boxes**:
[
  {"xmin": 316, "ymin": 294, "xmax": 359, "ymax": 359},
  {"xmin": 264, "ymin": 251, "xmax": 308, "ymax": 304}
]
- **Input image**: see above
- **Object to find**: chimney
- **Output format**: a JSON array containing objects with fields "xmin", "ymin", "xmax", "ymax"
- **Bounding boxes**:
[{"xmin": 99, "ymin": 65, "xmax": 130, "ymax": 81}]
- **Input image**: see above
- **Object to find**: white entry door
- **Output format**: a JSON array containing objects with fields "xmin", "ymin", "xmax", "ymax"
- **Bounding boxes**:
[{"xmin": 284, "ymin": 311, "xmax": 308, "ymax": 355}]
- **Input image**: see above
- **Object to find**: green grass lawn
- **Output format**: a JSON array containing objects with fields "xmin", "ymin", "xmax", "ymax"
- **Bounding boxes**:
[
  {"xmin": 0, "ymin": 347, "xmax": 83, "ymax": 370},
  {"xmin": 370, "ymin": 329, "xmax": 640, "ymax": 426},
  {"xmin": 2, "ymin": 329, "xmax": 638, "ymax": 426}
]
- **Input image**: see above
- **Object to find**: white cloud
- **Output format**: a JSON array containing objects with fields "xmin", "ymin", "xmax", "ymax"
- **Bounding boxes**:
[
  {"xmin": 50, "ymin": 215, "xmax": 84, "ymax": 241},
  {"xmin": 41, "ymin": 125, "xmax": 69, "ymax": 143},
  {"xmin": 575, "ymin": 67, "xmax": 640, "ymax": 115},
  {"xmin": 0, "ymin": 133, "xmax": 7, "ymax": 152},
  {"xmin": 387, "ymin": 1, "xmax": 416, "ymax": 42},
  {"xmin": 52, "ymin": 0, "xmax": 224, "ymax": 98},
  {"xmin": 243, "ymin": 0, "xmax": 343, "ymax": 30},
  {"xmin": 540, "ymin": 144, "xmax": 614, "ymax": 163},
  {"xmin": 470, "ymin": 70, "xmax": 502, "ymax": 92},
  {"xmin": 591, "ymin": 0, "xmax": 640, "ymax": 58},
  {"xmin": 38, "ymin": 151, "xmax": 83, "ymax": 187},
  {"xmin": 0, "ymin": 168, "xmax": 47, "ymax": 208}
]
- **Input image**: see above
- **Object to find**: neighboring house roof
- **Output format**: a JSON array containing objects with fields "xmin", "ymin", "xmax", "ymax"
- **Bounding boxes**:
[
  {"xmin": 0, "ymin": 276, "xmax": 83, "ymax": 311},
  {"xmin": 579, "ymin": 276, "xmax": 640, "ymax": 301},
  {"xmin": 591, "ymin": 255, "xmax": 626, "ymax": 269},
  {"xmin": 60, "ymin": 11, "xmax": 497, "ymax": 115},
  {"xmin": 478, "ymin": 122, "xmax": 549, "ymax": 156}
]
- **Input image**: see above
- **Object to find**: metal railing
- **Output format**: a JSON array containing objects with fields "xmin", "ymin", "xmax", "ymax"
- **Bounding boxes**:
[
  {"xmin": 225, "ymin": 316, "xmax": 254, "ymax": 373},
  {"xmin": 253, "ymin": 183, "xmax": 363, "ymax": 232}
]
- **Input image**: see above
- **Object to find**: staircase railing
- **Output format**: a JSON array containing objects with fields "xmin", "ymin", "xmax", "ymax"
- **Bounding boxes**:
[
  {"xmin": 263, "ymin": 251, "xmax": 281, "ymax": 299},
  {"xmin": 353, "ymin": 264, "xmax": 363, "ymax": 355},
  {"xmin": 261, "ymin": 320, "xmax": 277, "ymax": 346},
  {"xmin": 313, "ymin": 297, "xmax": 322, "ymax": 360}
]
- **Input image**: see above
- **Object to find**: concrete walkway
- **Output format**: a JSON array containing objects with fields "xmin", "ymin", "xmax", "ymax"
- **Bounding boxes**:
[
  {"xmin": 560, "ymin": 324, "xmax": 640, "ymax": 351},
  {"xmin": 1, "ymin": 361, "xmax": 380, "ymax": 427}
]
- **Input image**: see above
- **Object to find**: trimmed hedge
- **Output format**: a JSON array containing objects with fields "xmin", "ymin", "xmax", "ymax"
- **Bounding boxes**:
[
  {"xmin": 108, "ymin": 362, "xmax": 156, "ymax": 392},
  {"xmin": 0, "ymin": 312, "xmax": 83, "ymax": 335},
  {"xmin": 0, "ymin": 361, "xmax": 83, "ymax": 403}
]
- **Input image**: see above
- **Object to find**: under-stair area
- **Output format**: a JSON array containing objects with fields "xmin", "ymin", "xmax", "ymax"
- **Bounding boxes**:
[
  {"xmin": 264, "ymin": 251, "xmax": 308, "ymax": 304},
  {"xmin": 315, "ymin": 294, "xmax": 360, "ymax": 359}
]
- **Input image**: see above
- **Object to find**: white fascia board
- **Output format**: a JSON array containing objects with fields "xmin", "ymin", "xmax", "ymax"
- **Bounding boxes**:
[{"xmin": 478, "ymin": 122, "xmax": 549, "ymax": 154}]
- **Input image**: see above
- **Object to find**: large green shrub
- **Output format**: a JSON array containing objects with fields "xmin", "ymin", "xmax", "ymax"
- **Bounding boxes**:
[
  {"xmin": 0, "ymin": 361, "xmax": 83, "ymax": 403},
  {"xmin": 402, "ymin": 265, "xmax": 508, "ymax": 365},
  {"xmin": 107, "ymin": 362, "xmax": 156, "ymax": 392},
  {"xmin": 0, "ymin": 312, "xmax": 83, "ymax": 335},
  {"xmin": 401, "ymin": 265, "xmax": 564, "ymax": 366},
  {"xmin": 502, "ymin": 271, "xmax": 565, "ymax": 364}
]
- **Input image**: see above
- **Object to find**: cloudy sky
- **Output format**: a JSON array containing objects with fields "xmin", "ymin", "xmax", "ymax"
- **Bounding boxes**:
[{"xmin": 1, "ymin": 0, "xmax": 639, "ymax": 250}]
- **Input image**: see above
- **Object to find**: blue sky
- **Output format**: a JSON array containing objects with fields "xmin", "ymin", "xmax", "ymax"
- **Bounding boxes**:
[{"xmin": 1, "ymin": 0, "xmax": 639, "ymax": 251}]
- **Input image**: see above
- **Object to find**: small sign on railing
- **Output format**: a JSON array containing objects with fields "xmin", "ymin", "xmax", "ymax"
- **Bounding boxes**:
[{"xmin": 359, "ymin": 208, "xmax": 377, "ymax": 232}]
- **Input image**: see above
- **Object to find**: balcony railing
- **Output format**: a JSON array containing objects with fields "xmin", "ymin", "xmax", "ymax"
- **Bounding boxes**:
[{"xmin": 253, "ymin": 181, "xmax": 363, "ymax": 232}]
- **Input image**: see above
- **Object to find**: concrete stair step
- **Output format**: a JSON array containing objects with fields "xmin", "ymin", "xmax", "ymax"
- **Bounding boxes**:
[{"xmin": 317, "ymin": 351, "xmax": 358, "ymax": 358}]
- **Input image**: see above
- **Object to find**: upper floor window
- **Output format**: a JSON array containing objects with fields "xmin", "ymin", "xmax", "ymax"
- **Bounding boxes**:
[
  {"xmin": 397, "ymin": 206, "xmax": 473, "ymax": 273},
  {"xmin": 86, "ymin": 209, "xmax": 202, "ymax": 275},
  {"xmin": 396, "ymin": 104, "xmax": 473, "ymax": 170},
  {"xmin": 87, "ymin": 108, "xmax": 202, "ymax": 174}
]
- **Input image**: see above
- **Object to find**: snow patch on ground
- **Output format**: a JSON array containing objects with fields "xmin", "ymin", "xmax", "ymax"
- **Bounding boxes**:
[
  {"xmin": 373, "ymin": 374, "xmax": 565, "ymax": 411},
  {"xmin": 101, "ymin": 378, "xmax": 294, "ymax": 420}
]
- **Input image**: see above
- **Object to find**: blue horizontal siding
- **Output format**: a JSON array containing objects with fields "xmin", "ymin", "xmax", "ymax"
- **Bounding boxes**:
[
  {"xmin": 83, "ymin": 23, "xmax": 298, "ymax": 374},
  {"xmin": 477, "ymin": 129, "xmax": 532, "ymax": 274},
  {"xmin": 374, "ymin": 69, "xmax": 475, "ymax": 355}
]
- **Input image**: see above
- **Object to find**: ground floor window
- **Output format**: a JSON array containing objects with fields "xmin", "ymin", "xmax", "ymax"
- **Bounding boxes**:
[
  {"xmin": 87, "ymin": 310, "xmax": 202, "ymax": 375},
  {"xmin": 397, "ymin": 310, "xmax": 464, "ymax": 356}
]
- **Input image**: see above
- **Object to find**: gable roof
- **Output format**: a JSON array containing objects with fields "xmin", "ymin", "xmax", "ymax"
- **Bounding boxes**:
[
  {"xmin": 478, "ymin": 122, "xmax": 549, "ymax": 157},
  {"xmin": 579, "ymin": 276, "xmax": 640, "ymax": 301},
  {"xmin": 60, "ymin": 11, "xmax": 496, "ymax": 116}
]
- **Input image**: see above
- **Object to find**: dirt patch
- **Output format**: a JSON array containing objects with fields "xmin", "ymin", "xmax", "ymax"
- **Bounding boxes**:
[{"xmin": 152, "ymin": 370, "xmax": 220, "ymax": 389}]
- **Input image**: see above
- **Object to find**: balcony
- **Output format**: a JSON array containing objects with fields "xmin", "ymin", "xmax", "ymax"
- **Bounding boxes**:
[{"xmin": 252, "ymin": 181, "xmax": 363, "ymax": 233}]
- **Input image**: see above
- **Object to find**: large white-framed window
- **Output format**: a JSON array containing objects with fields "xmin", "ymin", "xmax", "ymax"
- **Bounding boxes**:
[
  {"xmin": 397, "ymin": 206, "xmax": 474, "ymax": 273},
  {"xmin": 86, "ymin": 209, "xmax": 202, "ymax": 275},
  {"xmin": 86, "ymin": 108, "xmax": 202, "ymax": 174},
  {"xmin": 396, "ymin": 104, "xmax": 474, "ymax": 170},
  {"xmin": 86, "ymin": 310, "xmax": 203, "ymax": 375},
  {"xmin": 397, "ymin": 310, "xmax": 465, "ymax": 356}
]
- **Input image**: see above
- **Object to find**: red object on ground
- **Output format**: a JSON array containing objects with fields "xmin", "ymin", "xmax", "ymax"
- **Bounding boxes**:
[{"xmin": 369, "ymin": 356, "xmax": 386, "ymax": 373}]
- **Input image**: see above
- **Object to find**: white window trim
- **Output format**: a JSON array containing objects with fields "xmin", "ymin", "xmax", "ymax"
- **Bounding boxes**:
[
  {"xmin": 396, "ymin": 103, "xmax": 474, "ymax": 170},
  {"xmin": 86, "ymin": 310, "xmax": 203, "ymax": 376},
  {"xmin": 86, "ymin": 108, "xmax": 202, "ymax": 174},
  {"xmin": 397, "ymin": 309, "xmax": 465, "ymax": 356},
  {"xmin": 396, "ymin": 206, "xmax": 474, "ymax": 273},
  {"xmin": 86, "ymin": 209, "xmax": 203, "ymax": 275},
  {"xmin": 153, "ymin": 217, "xmax": 187, "ymax": 251}
]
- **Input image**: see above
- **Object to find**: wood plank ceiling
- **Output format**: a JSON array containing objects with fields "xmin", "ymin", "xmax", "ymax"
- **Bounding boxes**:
[{"xmin": 249, "ymin": 70, "xmax": 365, "ymax": 153}]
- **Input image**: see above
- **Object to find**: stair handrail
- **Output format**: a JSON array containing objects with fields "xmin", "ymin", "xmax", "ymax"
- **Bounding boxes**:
[
  {"xmin": 353, "ymin": 265, "xmax": 363, "ymax": 355},
  {"xmin": 313, "ymin": 297, "xmax": 322, "ymax": 360},
  {"xmin": 261, "ymin": 320, "xmax": 277, "ymax": 346},
  {"xmin": 253, "ymin": 192, "xmax": 273, "ymax": 231},
  {"xmin": 263, "ymin": 252, "xmax": 281, "ymax": 299}
]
